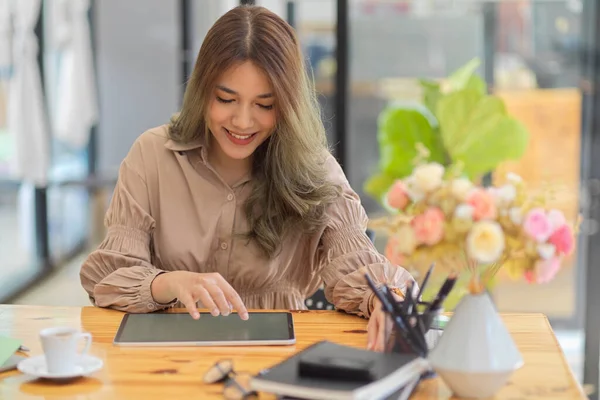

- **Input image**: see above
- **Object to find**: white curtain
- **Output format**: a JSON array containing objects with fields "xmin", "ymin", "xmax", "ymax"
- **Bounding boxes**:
[
  {"xmin": 0, "ymin": 0, "xmax": 11, "ymax": 79},
  {"xmin": 7, "ymin": 0, "xmax": 49, "ymax": 186},
  {"xmin": 53, "ymin": 0, "xmax": 98, "ymax": 149}
]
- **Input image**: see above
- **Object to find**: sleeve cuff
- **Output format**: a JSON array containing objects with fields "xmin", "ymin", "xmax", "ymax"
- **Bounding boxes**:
[
  {"xmin": 363, "ymin": 285, "xmax": 410, "ymax": 319},
  {"xmin": 141, "ymin": 271, "xmax": 177, "ymax": 312},
  {"xmin": 361, "ymin": 289, "xmax": 376, "ymax": 318}
]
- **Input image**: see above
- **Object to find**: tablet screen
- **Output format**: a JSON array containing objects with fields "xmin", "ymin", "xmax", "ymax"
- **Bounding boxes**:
[{"xmin": 113, "ymin": 312, "xmax": 295, "ymax": 346}]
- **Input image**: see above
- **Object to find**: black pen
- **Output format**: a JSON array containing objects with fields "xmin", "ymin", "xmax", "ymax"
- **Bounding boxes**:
[
  {"xmin": 380, "ymin": 284, "xmax": 427, "ymax": 356},
  {"xmin": 380, "ymin": 294, "xmax": 422, "ymax": 354},
  {"xmin": 410, "ymin": 295, "xmax": 428, "ymax": 337},
  {"xmin": 369, "ymin": 280, "xmax": 412, "ymax": 336},
  {"xmin": 417, "ymin": 263, "xmax": 435, "ymax": 301},
  {"xmin": 401, "ymin": 281, "xmax": 414, "ymax": 315},
  {"xmin": 382, "ymin": 285, "xmax": 414, "ymax": 334},
  {"xmin": 365, "ymin": 275, "xmax": 425, "ymax": 355},
  {"xmin": 402, "ymin": 288, "xmax": 428, "ymax": 350},
  {"xmin": 426, "ymin": 272, "xmax": 458, "ymax": 313}
]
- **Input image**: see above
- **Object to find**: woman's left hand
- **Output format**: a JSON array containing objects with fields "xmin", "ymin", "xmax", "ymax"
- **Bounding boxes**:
[{"xmin": 366, "ymin": 292, "xmax": 404, "ymax": 352}]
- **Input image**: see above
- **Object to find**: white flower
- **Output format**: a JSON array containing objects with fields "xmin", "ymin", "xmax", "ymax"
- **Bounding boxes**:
[
  {"xmin": 395, "ymin": 225, "xmax": 418, "ymax": 255},
  {"xmin": 509, "ymin": 207, "xmax": 523, "ymax": 225},
  {"xmin": 454, "ymin": 204, "xmax": 474, "ymax": 220},
  {"xmin": 497, "ymin": 184, "xmax": 516, "ymax": 205},
  {"xmin": 404, "ymin": 176, "xmax": 425, "ymax": 202},
  {"xmin": 412, "ymin": 162, "xmax": 444, "ymax": 193},
  {"xmin": 506, "ymin": 172, "xmax": 523, "ymax": 185},
  {"xmin": 467, "ymin": 221, "xmax": 505, "ymax": 264},
  {"xmin": 537, "ymin": 243, "xmax": 556, "ymax": 260},
  {"xmin": 487, "ymin": 185, "xmax": 516, "ymax": 208},
  {"xmin": 450, "ymin": 178, "xmax": 473, "ymax": 201}
]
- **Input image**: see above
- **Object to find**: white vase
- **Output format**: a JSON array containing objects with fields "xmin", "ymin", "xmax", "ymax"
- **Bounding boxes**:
[{"xmin": 427, "ymin": 292, "xmax": 524, "ymax": 399}]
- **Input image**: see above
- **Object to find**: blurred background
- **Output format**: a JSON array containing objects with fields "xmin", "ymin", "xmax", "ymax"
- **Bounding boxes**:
[{"xmin": 1, "ymin": 0, "xmax": 600, "ymax": 396}]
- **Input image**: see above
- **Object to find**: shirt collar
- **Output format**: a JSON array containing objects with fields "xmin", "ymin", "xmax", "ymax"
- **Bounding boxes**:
[
  {"xmin": 163, "ymin": 138, "xmax": 204, "ymax": 152},
  {"xmin": 164, "ymin": 137, "xmax": 210, "ymax": 164},
  {"xmin": 164, "ymin": 136, "xmax": 252, "ymax": 186}
]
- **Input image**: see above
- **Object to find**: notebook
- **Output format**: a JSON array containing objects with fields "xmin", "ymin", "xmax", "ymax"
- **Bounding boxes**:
[
  {"xmin": 0, "ymin": 337, "xmax": 22, "ymax": 366},
  {"xmin": 386, "ymin": 375, "xmax": 422, "ymax": 400},
  {"xmin": 0, "ymin": 354, "xmax": 27, "ymax": 373},
  {"xmin": 250, "ymin": 341, "xmax": 429, "ymax": 400}
]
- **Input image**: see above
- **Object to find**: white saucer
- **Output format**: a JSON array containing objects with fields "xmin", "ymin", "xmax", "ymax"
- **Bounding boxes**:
[{"xmin": 17, "ymin": 354, "xmax": 103, "ymax": 380}]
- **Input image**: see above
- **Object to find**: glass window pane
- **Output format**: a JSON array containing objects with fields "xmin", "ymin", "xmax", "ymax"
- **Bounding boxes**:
[
  {"xmin": 42, "ymin": 1, "xmax": 91, "ymax": 263},
  {"xmin": 0, "ymin": 184, "xmax": 40, "ymax": 300},
  {"xmin": 0, "ymin": 5, "xmax": 42, "ymax": 299},
  {"xmin": 348, "ymin": 0, "xmax": 584, "ymax": 380},
  {"xmin": 296, "ymin": 0, "xmax": 337, "ymax": 144}
]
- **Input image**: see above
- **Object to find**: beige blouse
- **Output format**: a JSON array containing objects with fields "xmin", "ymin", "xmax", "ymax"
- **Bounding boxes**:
[{"xmin": 80, "ymin": 125, "xmax": 413, "ymax": 318}]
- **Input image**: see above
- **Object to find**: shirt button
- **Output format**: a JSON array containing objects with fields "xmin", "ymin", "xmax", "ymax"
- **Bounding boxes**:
[
  {"xmin": 227, "ymin": 193, "xmax": 234, "ymax": 201},
  {"xmin": 221, "ymin": 242, "xmax": 228, "ymax": 250}
]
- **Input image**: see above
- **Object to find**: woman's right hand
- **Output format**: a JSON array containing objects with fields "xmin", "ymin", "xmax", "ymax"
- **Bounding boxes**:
[{"xmin": 151, "ymin": 271, "xmax": 249, "ymax": 320}]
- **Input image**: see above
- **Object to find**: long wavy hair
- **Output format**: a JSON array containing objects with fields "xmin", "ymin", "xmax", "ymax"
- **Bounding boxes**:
[{"xmin": 169, "ymin": 5, "xmax": 340, "ymax": 258}]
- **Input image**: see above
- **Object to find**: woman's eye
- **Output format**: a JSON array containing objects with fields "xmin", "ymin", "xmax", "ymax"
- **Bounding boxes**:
[
  {"xmin": 216, "ymin": 96, "xmax": 234, "ymax": 104},
  {"xmin": 216, "ymin": 96, "xmax": 272, "ymax": 110}
]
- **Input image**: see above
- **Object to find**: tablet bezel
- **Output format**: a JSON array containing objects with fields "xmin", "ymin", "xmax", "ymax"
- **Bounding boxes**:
[{"xmin": 113, "ymin": 311, "xmax": 296, "ymax": 346}]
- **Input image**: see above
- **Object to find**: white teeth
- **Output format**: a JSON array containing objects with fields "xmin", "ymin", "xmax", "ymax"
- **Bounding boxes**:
[{"xmin": 227, "ymin": 129, "xmax": 254, "ymax": 140}]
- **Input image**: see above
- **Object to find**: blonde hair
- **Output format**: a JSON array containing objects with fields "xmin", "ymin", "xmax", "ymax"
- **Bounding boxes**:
[{"xmin": 169, "ymin": 5, "xmax": 340, "ymax": 258}]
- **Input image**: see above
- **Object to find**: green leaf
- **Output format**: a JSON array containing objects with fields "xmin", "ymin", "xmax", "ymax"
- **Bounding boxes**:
[
  {"xmin": 418, "ymin": 78, "xmax": 440, "ymax": 90},
  {"xmin": 377, "ymin": 104, "xmax": 445, "ymax": 178},
  {"xmin": 436, "ymin": 89, "xmax": 486, "ymax": 151},
  {"xmin": 363, "ymin": 173, "xmax": 396, "ymax": 202},
  {"xmin": 437, "ymin": 89, "xmax": 529, "ymax": 179},
  {"xmin": 419, "ymin": 78, "xmax": 442, "ymax": 116},
  {"xmin": 418, "ymin": 59, "xmax": 485, "ymax": 119},
  {"xmin": 363, "ymin": 103, "xmax": 447, "ymax": 203},
  {"xmin": 418, "ymin": 61, "xmax": 486, "ymax": 118},
  {"xmin": 464, "ymin": 74, "xmax": 487, "ymax": 96},
  {"xmin": 455, "ymin": 118, "xmax": 529, "ymax": 179},
  {"xmin": 446, "ymin": 57, "xmax": 481, "ymax": 92}
]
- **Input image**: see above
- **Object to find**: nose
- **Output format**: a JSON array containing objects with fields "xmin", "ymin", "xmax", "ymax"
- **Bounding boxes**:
[{"xmin": 231, "ymin": 105, "xmax": 254, "ymax": 132}]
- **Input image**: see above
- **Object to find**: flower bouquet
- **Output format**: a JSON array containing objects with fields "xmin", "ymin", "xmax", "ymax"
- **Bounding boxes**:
[
  {"xmin": 371, "ymin": 154, "xmax": 578, "ymax": 296},
  {"xmin": 369, "ymin": 150, "xmax": 579, "ymax": 398}
]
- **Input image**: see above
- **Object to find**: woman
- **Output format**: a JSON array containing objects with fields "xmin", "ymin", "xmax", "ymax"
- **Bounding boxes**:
[{"xmin": 80, "ymin": 5, "xmax": 414, "ymax": 351}]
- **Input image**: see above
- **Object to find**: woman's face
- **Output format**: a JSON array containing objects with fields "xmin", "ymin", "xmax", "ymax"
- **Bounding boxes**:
[{"xmin": 207, "ymin": 61, "xmax": 276, "ymax": 163}]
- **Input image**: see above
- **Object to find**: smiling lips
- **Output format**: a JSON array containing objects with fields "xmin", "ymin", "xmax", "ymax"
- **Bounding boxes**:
[{"xmin": 224, "ymin": 127, "xmax": 257, "ymax": 145}]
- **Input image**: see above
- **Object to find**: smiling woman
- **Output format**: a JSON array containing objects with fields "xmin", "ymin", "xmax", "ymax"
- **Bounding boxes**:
[
  {"xmin": 168, "ymin": 4, "xmax": 341, "ymax": 259},
  {"xmin": 208, "ymin": 62, "xmax": 276, "ymax": 179},
  {"xmin": 79, "ymin": 4, "xmax": 415, "ymax": 353}
]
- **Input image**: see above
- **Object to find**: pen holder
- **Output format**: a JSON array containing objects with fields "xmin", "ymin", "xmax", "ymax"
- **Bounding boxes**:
[
  {"xmin": 384, "ymin": 308, "xmax": 441, "ymax": 353},
  {"xmin": 384, "ymin": 306, "xmax": 443, "ymax": 380}
]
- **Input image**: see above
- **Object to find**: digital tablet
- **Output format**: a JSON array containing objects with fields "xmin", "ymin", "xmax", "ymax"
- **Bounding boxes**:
[{"xmin": 113, "ymin": 312, "xmax": 296, "ymax": 346}]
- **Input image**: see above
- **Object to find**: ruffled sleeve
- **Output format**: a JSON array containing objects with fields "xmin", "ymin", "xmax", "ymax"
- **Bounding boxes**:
[
  {"xmin": 80, "ymin": 141, "xmax": 172, "ymax": 313},
  {"xmin": 319, "ymin": 156, "xmax": 415, "ymax": 318}
]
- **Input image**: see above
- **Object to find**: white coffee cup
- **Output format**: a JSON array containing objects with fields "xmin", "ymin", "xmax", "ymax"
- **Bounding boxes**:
[{"xmin": 39, "ymin": 327, "xmax": 92, "ymax": 374}]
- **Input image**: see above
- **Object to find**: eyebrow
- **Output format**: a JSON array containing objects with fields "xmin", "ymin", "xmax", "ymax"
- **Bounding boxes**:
[{"xmin": 216, "ymin": 85, "xmax": 273, "ymax": 99}]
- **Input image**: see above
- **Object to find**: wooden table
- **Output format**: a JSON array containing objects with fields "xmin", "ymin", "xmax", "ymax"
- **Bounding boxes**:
[{"xmin": 0, "ymin": 305, "xmax": 585, "ymax": 399}]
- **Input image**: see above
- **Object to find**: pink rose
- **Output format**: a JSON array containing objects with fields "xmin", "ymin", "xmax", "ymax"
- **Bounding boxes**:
[
  {"xmin": 523, "ymin": 208, "xmax": 553, "ymax": 242},
  {"xmin": 411, "ymin": 207, "xmax": 445, "ymax": 245},
  {"xmin": 548, "ymin": 209, "xmax": 566, "ymax": 231},
  {"xmin": 385, "ymin": 236, "xmax": 407, "ymax": 266},
  {"xmin": 524, "ymin": 270, "xmax": 535, "ymax": 284},
  {"xmin": 548, "ymin": 224, "xmax": 575, "ymax": 256},
  {"xmin": 386, "ymin": 181, "xmax": 410, "ymax": 210},
  {"xmin": 466, "ymin": 189, "xmax": 497, "ymax": 220},
  {"xmin": 533, "ymin": 257, "xmax": 561, "ymax": 284}
]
